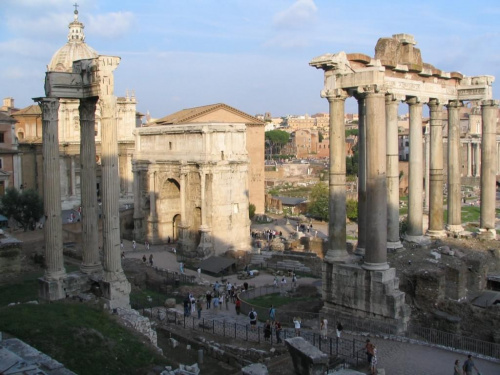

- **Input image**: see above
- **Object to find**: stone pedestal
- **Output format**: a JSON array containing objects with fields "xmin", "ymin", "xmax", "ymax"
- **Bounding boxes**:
[
  {"xmin": 285, "ymin": 337, "xmax": 328, "ymax": 375},
  {"xmin": 100, "ymin": 277, "xmax": 131, "ymax": 310},
  {"xmin": 322, "ymin": 262, "xmax": 410, "ymax": 333},
  {"xmin": 38, "ymin": 278, "xmax": 66, "ymax": 301},
  {"xmin": 196, "ymin": 225, "xmax": 214, "ymax": 258}
]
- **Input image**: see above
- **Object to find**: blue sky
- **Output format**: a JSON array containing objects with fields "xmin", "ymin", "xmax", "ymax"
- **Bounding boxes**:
[{"xmin": 1, "ymin": 0, "xmax": 499, "ymax": 118}]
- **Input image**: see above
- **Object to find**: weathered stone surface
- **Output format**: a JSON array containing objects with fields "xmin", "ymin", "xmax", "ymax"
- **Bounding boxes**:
[
  {"xmin": 285, "ymin": 337, "xmax": 328, "ymax": 375},
  {"xmin": 164, "ymin": 298, "xmax": 176, "ymax": 308},
  {"xmin": 241, "ymin": 363, "xmax": 269, "ymax": 375}
]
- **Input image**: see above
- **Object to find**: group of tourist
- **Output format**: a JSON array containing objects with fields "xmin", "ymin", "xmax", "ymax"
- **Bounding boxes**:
[{"xmin": 454, "ymin": 354, "xmax": 481, "ymax": 375}]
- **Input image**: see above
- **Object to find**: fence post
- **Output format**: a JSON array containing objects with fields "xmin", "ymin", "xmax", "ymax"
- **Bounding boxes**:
[
  {"xmin": 212, "ymin": 320, "xmax": 215, "ymax": 334},
  {"xmin": 235, "ymin": 323, "xmax": 237, "ymax": 339},
  {"xmin": 330, "ymin": 337, "xmax": 333, "ymax": 356},
  {"xmin": 183, "ymin": 315, "xmax": 186, "ymax": 328},
  {"xmin": 223, "ymin": 321, "xmax": 226, "ymax": 337},
  {"xmin": 202, "ymin": 318, "xmax": 205, "ymax": 333},
  {"xmin": 258, "ymin": 326, "xmax": 261, "ymax": 343},
  {"xmin": 337, "ymin": 337, "xmax": 339, "ymax": 356},
  {"xmin": 246, "ymin": 325, "xmax": 248, "ymax": 341}
]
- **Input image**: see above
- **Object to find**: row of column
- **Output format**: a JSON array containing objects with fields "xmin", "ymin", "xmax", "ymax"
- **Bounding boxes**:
[
  {"xmin": 41, "ymin": 96, "xmax": 126, "ymax": 283},
  {"xmin": 324, "ymin": 89, "xmax": 499, "ymax": 269}
]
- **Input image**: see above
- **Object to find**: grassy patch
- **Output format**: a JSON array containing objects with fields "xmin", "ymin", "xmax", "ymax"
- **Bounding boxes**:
[
  {"xmin": 0, "ymin": 302, "xmax": 169, "ymax": 374},
  {"xmin": 247, "ymin": 292, "xmax": 316, "ymax": 308}
]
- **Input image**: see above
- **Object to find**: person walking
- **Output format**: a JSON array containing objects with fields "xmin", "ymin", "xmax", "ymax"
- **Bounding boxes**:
[
  {"xmin": 453, "ymin": 359, "xmax": 462, "ymax": 375},
  {"xmin": 196, "ymin": 298, "xmax": 203, "ymax": 319},
  {"xmin": 320, "ymin": 318, "xmax": 328, "ymax": 339},
  {"xmin": 463, "ymin": 354, "xmax": 480, "ymax": 375},
  {"xmin": 197, "ymin": 267, "xmax": 202, "ymax": 280},
  {"xmin": 264, "ymin": 320, "xmax": 272, "ymax": 342},
  {"xmin": 149, "ymin": 254, "xmax": 154, "ymax": 267},
  {"xmin": 248, "ymin": 308, "xmax": 258, "ymax": 330},
  {"xmin": 336, "ymin": 321, "xmax": 343, "ymax": 339},
  {"xmin": 273, "ymin": 276, "xmax": 278, "ymax": 288},
  {"xmin": 142, "ymin": 254, "xmax": 146, "ymax": 264},
  {"xmin": 132, "ymin": 240, "xmax": 136, "ymax": 250},
  {"xmin": 275, "ymin": 321, "xmax": 282, "ymax": 343},
  {"xmin": 235, "ymin": 297, "xmax": 241, "ymax": 315},
  {"xmin": 365, "ymin": 339, "xmax": 374, "ymax": 365},
  {"xmin": 293, "ymin": 317, "xmax": 301, "ymax": 336},
  {"xmin": 269, "ymin": 305, "xmax": 276, "ymax": 324},
  {"xmin": 370, "ymin": 345, "xmax": 378, "ymax": 375}
]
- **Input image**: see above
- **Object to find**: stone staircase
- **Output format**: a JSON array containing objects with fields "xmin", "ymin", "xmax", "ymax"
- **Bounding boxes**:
[{"xmin": 250, "ymin": 250, "xmax": 273, "ymax": 266}]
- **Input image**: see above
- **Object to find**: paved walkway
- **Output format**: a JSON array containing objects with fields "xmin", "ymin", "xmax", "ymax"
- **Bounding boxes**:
[{"xmin": 122, "ymin": 240, "xmax": 500, "ymax": 375}]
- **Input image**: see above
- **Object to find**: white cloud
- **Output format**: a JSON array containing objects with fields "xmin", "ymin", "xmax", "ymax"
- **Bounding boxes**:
[
  {"xmin": 273, "ymin": 0, "xmax": 318, "ymax": 30},
  {"xmin": 6, "ymin": 13, "xmax": 68, "ymax": 37},
  {"xmin": 0, "ymin": 38, "xmax": 55, "ymax": 59},
  {"xmin": 86, "ymin": 12, "xmax": 135, "ymax": 39}
]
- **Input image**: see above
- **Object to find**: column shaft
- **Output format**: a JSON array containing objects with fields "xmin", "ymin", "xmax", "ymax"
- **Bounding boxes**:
[
  {"xmin": 100, "ymin": 96, "xmax": 125, "ymax": 280},
  {"xmin": 480, "ymin": 100, "xmax": 499, "ymax": 233},
  {"xmin": 424, "ymin": 131, "xmax": 430, "ymax": 212},
  {"xmin": 446, "ymin": 101, "xmax": 463, "ymax": 232},
  {"xmin": 41, "ymin": 98, "xmax": 66, "ymax": 280},
  {"xmin": 132, "ymin": 165, "xmax": 143, "ymax": 240},
  {"xmin": 70, "ymin": 157, "xmax": 76, "ymax": 197},
  {"xmin": 474, "ymin": 143, "xmax": 481, "ymax": 177},
  {"xmin": 363, "ymin": 90, "xmax": 388, "ymax": 270},
  {"xmin": 79, "ymin": 97, "xmax": 102, "ymax": 274},
  {"xmin": 407, "ymin": 98, "xmax": 424, "ymax": 237},
  {"xmin": 467, "ymin": 142, "xmax": 472, "ymax": 177},
  {"xmin": 149, "ymin": 171, "xmax": 157, "ymax": 219},
  {"xmin": 385, "ymin": 95, "xmax": 401, "ymax": 247},
  {"xmin": 427, "ymin": 100, "xmax": 445, "ymax": 236},
  {"xmin": 355, "ymin": 96, "xmax": 366, "ymax": 255},
  {"xmin": 200, "ymin": 170, "xmax": 206, "ymax": 226},
  {"xmin": 326, "ymin": 93, "xmax": 348, "ymax": 261}
]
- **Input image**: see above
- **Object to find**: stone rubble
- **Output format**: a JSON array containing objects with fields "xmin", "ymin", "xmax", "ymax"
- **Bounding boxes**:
[{"xmin": 115, "ymin": 307, "xmax": 159, "ymax": 349}]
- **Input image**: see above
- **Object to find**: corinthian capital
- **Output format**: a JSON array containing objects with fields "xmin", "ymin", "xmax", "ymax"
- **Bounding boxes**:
[{"xmin": 39, "ymin": 98, "xmax": 60, "ymax": 122}]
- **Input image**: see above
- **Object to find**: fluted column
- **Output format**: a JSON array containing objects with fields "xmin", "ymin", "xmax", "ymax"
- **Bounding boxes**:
[
  {"xmin": 354, "ymin": 95, "xmax": 366, "ymax": 256},
  {"xmin": 180, "ymin": 168, "xmax": 187, "ymax": 225},
  {"xmin": 386, "ymin": 94, "xmax": 403, "ymax": 249},
  {"xmin": 427, "ymin": 99, "xmax": 446, "ymax": 237},
  {"xmin": 325, "ymin": 90, "xmax": 349, "ymax": 261},
  {"xmin": 148, "ymin": 171, "xmax": 157, "ymax": 219},
  {"xmin": 200, "ymin": 169, "xmax": 206, "ymax": 226},
  {"xmin": 474, "ymin": 143, "xmax": 481, "ymax": 177},
  {"xmin": 467, "ymin": 142, "xmax": 472, "ymax": 177},
  {"xmin": 41, "ymin": 98, "xmax": 66, "ymax": 281},
  {"xmin": 424, "ymin": 130, "xmax": 430, "ymax": 213},
  {"xmin": 362, "ymin": 87, "xmax": 388, "ymax": 270},
  {"xmin": 406, "ymin": 97, "xmax": 424, "ymax": 238},
  {"xmin": 479, "ymin": 100, "xmax": 499, "ymax": 238},
  {"xmin": 100, "ymin": 95, "xmax": 125, "ymax": 280},
  {"xmin": 79, "ymin": 97, "xmax": 102, "ymax": 274},
  {"xmin": 132, "ymin": 164, "xmax": 143, "ymax": 241},
  {"xmin": 70, "ymin": 157, "xmax": 76, "ymax": 197},
  {"xmin": 446, "ymin": 101, "xmax": 463, "ymax": 234}
]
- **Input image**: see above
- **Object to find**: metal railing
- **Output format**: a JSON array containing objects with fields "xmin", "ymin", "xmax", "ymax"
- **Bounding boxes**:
[
  {"xmin": 237, "ymin": 285, "xmax": 500, "ymax": 360},
  {"xmin": 139, "ymin": 306, "xmax": 366, "ymax": 366}
]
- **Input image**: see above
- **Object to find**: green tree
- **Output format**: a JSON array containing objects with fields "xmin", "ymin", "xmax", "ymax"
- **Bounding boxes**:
[
  {"xmin": 307, "ymin": 182, "xmax": 329, "ymax": 221},
  {"xmin": 346, "ymin": 199, "xmax": 358, "ymax": 222},
  {"xmin": 248, "ymin": 203, "xmax": 256, "ymax": 219},
  {"xmin": 0, "ymin": 187, "xmax": 43, "ymax": 231},
  {"xmin": 265, "ymin": 130, "xmax": 290, "ymax": 158},
  {"xmin": 318, "ymin": 131, "xmax": 324, "ymax": 143}
]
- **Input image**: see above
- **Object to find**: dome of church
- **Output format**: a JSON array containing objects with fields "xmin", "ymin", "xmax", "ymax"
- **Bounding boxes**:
[{"xmin": 47, "ymin": 8, "xmax": 98, "ymax": 72}]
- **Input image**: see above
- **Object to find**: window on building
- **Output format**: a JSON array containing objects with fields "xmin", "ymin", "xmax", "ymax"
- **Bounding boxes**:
[
  {"xmin": 0, "ymin": 158, "xmax": 3, "ymax": 169},
  {"xmin": 0, "ymin": 132, "xmax": 4, "ymax": 143}
]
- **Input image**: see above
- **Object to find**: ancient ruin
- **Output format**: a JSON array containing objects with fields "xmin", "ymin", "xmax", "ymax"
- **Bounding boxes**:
[
  {"xmin": 35, "ymin": 55, "xmax": 130, "ymax": 308},
  {"xmin": 310, "ymin": 33, "xmax": 498, "ymax": 331}
]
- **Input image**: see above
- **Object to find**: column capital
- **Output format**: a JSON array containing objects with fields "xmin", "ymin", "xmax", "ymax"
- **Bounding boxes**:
[
  {"xmin": 323, "ymin": 88, "xmax": 349, "ymax": 101},
  {"xmin": 446, "ymin": 100, "xmax": 463, "ymax": 109},
  {"xmin": 37, "ymin": 97, "xmax": 60, "ymax": 122},
  {"xmin": 406, "ymin": 96, "xmax": 428, "ymax": 106},
  {"xmin": 385, "ymin": 93, "xmax": 404, "ymax": 104},
  {"xmin": 79, "ymin": 97, "xmax": 98, "ymax": 121},
  {"xmin": 356, "ymin": 84, "xmax": 387, "ymax": 97},
  {"xmin": 480, "ymin": 99, "xmax": 500, "ymax": 108},
  {"xmin": 428, "ymin": 98, "xmax": 443, "ymax": 109}
]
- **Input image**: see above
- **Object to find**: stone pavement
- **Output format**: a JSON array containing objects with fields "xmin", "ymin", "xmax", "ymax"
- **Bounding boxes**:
[{"xmin": 122, "ymin": 241, "xmax": 500, "ymax": 375}]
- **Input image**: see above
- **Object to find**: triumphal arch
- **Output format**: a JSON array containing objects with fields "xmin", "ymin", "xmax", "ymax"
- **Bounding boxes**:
[
  {"xmin": 36, "ymin": 56, "xmax": 130, "ymax": 309},
  {"xmin": 310, "ymin": 34, "xmax": 498, "ymax": 331}
]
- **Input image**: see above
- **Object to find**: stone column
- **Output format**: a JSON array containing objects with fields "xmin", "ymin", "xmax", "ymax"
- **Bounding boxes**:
[
  {"xmin": 178, "ymin": 165, "xmax": 190, "ymax": 253},
  {"xmin": 424, "ymin": 130, "xmax": 430, "ymax": 213},
  {"xmin": 446, "ymin": 101, "xmax": 463, "ymax": 234},
  {"xmin": 100, "ymin": 93, "xmax": 130, "ymax": 308},
  {"xmin": 79, "ymin": 97, "xmax": 102, "ymax": 274},
  {"xmin": 39, "ymin": 98, "xmax": 66, "ymax": 300},
  {"xmin": 355, "ymin": 95, "xmax": 366, "ymax": 256},
  {"xmin": 132, "ymin": 164, "xmax": 144, "ymax": 241},
  {"xmin": 325, "ymin": 90, "xmax": 349, "ymax": 261},
  {"xmin": 362, "ymin": 87, "xmax": 388, "ymax": 270},
  {"xmin": 70, "ymin": 156, "xmax": 76, "ymax": 197},
  {"xmin": 148, "ymin": 171, "xmax": 157, "ymax": 219},
  {"xmin": 385, "ymin": 94, "xmax": 403, "ymax": 250},
  {"xmin": 479, "ymin": 100, "xmax": 499, "ymax": 239},
  {"xmin": 405, "ymin": 97, "xmax": 425, "ymax": 239},
  {"xmin": 467, "ymin": 142, "xmax": 472, "ymax": 177},
  {"xmin": 474, "ymin": 143, "xmax": 481, "ymax": 177},
  {"xmin": 426, "ymin": 99, "xmax": 446, "ymax": 238},
  {"xmin": 197, "ymin": 167, "xmax": 213, "ymax": 257},
  {"xmin": 126, "ymin": 153, "xmax": 133, "ymax": 196}
]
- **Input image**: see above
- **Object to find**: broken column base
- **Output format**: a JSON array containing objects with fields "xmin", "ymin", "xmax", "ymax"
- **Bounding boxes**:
[
  {"xmin": 285, "ymin": 337, "xmax": 328, "ymax": 375},
  {"xmin": 322, "ymin": 262, "xmax": 410, "ymax": 334},
  {"xmin": 100, "ymin": 276, "xmax": 131, "ymax": 310},
  {"xmin": 477, "ymin": 228, "xmax": 497, "ymax": 240},
  {"xmin": 38, "ymin": 276, "xmax": 67, "ymax": 301},
  {"xmin": 196, "ymin": 225, "xmax": 214, "ymax": 259},
  {"xmin": 402, "ymin": 233, "xmax": 431, "ymax": 246}
]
